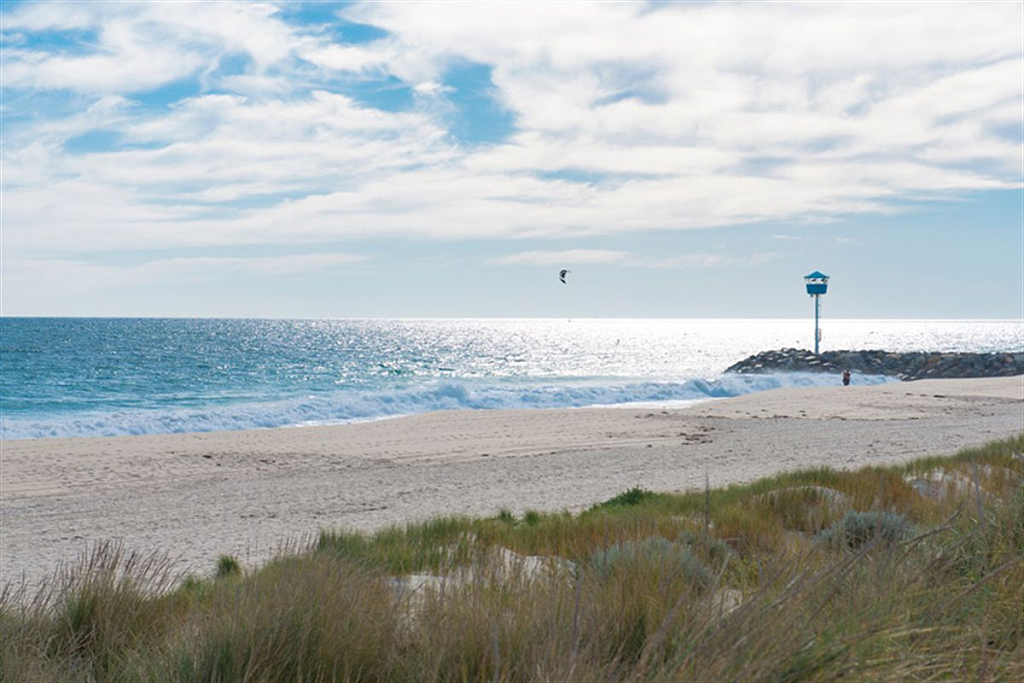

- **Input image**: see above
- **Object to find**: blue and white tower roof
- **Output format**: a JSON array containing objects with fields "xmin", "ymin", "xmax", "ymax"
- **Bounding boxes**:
[{"xmin": 804, "ymin": 271, "xmax": 829, "ymax": 295}]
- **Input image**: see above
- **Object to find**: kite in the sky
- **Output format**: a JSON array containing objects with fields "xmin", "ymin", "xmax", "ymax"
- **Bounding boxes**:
[{"xmin": 559, "ymin": 269, "xmax": 571, "ymax": 284}]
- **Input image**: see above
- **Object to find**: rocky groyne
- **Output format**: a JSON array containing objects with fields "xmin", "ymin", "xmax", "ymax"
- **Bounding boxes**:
[{"xmin": 725, "ymin": 349, "xmax": 1024, "ymax": 381}]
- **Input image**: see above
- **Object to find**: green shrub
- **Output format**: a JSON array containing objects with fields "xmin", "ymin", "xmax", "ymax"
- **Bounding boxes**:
[
  {"xmin": 590, "ymin": 537, "xmax": 713, "ymax": 590},
  {"xmin": 215, "ymin": 555, "xmax": 240, "ymax": 578},
  {"xmin": 676, "ymin": 529, "xmax": 735, "ymax": 566},
  {"xmin": 593, "ymin": 486, "xmax": 655, "ymax": 509},
  {"xmin": 819, "ymin": 511, "xmax": 909, "ymax": 550}
]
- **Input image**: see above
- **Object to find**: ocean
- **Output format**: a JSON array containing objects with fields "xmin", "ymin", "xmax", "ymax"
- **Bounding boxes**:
[{"xmin": 1, "ymin": 318, "xmax": 1021, "ymax": 440}]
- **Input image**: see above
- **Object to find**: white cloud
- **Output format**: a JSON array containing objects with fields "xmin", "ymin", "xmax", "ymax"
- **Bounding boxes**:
[
  {"xmin": 488, "ymin": 249, "xmax": 629, "ymax": 266},
  {"xmin": 1, "ymin": 0, "xmax": 1020, "ymax": 262},
  {"xmin": 639, "ymin": 252, "xmax": 784, "ymax": 270},
  {"xmin": 2, "ymin": 253, "xmax": 370, "ymax": 293},
  {"xmin": 2, "ymin": 3, "xmax": 295, "ymax": 93},
  {"xmin": 301, "ymin": 43, "xmax": 393, "ymax": 74},
  {"xmin": 489, "ymin": 250, "xmax": 782, "ymax": 269},
  {"xmin": 413, "ymin": 80, "xmax": 452, "ymax": 96},
  {"xmin": 209, "ymin": 253, "xmax": 370, "ymax": 275}
]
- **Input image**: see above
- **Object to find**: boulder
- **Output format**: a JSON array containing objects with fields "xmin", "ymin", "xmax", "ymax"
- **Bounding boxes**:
[{"xmin": 724, "ymin": 348, "xmax": 1023, "ymax": 381}]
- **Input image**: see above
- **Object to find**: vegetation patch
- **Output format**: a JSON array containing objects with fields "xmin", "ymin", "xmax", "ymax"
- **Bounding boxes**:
[
  {"xmin": 2, "ymin": 434, "xmax": 1021, "ymax": 682},
  {"xmin": 591, "ymin": 537, "xmax": 714, "ymax": 591},
  {"xmin": 591, "ymin": 486, "xmax": 657, "ymax": 509},
  {"xmin": 817, "ymin": 510, "xmax": 910, "ymax": 550},
  {"xmin": 215, "ymin": 555, "xmax": 240, "ymax": 578}
]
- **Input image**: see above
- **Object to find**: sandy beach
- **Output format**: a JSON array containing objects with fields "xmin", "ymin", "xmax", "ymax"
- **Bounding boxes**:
[{"xmin": 2, "ymin": 375, "xmax": 1021, "ymax": 587}]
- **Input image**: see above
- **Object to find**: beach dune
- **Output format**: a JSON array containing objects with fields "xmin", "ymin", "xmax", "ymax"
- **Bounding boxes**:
[{"xmin": 2, "ymin": 376, "xmax": 1021, "ymax": 587}]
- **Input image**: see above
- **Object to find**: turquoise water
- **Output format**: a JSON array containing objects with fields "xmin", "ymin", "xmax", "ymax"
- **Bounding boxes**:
[{"xmin": 1, "ymin": 318, "xmax": 1020, "ymax": 439}]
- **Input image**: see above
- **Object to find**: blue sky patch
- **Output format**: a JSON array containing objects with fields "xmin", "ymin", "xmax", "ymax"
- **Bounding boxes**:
[
  {"xmin": 1, "ymin": 89, "xmax": 82, "ymax": 124},
  {"xmin": 63, "ymin": 129, "xmax": 121, "ymax": 154},
  {"xmin": 64, "ymin": 129, "xmax": 167, "ymax": 154},
  {"xmin": 535, "ymin": 169, "xmax": 666, "ymax": 186},
  {"xmin": 2, "ymin": 26, "xmax": 98, "ymax": 54},
  {"xmin": 333, "ymin": 20, "xmax": 389, "ymax": 45},
  {"xmin": 734, "ymin": 157, "xmax": 790, "ymax": 177},
  {"xmin": 213, "ymin": 52, "xmax": 253, "ymax": 79},
  {"xmin": 276, "ymin": 2, "xmax": 388, "ymax": 44},
  {"xmin": 441, "ymin": 61, "xmax": 516, "ymax": 146},
  {"xmin": 130, "ymin": 76, "xmax": 204, "ymax": 108},
  {"xmin": 342, "ymin": 74, "xmax": 414, "ymax": 112}
]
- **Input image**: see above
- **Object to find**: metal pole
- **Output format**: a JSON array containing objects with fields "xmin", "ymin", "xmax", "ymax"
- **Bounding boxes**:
[{"xmin": 814, "ymin": 294, "xmax": 820, "ymax": 354}]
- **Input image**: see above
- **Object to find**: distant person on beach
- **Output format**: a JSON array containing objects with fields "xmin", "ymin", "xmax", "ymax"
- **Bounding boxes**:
[{"xmin": 842, "ymin": 370, "xmax": 851, "ymax": 386}]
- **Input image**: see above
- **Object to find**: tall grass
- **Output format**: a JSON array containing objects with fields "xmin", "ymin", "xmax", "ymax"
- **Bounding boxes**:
[{"xmin": 2, "ymin": 435, "xmax": 1021, "ymax": 682}]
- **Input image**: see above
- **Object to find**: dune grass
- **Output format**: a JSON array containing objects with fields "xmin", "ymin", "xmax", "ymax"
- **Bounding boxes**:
[{"xmin": 2, "ymin": 435, "xmax": 1021, "ymax": 682}]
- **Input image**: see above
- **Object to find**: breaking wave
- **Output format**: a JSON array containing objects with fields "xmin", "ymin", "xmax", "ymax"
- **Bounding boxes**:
[{"xmin": 0, "ymin": 372, "xmax": 893, "ymax": 440}]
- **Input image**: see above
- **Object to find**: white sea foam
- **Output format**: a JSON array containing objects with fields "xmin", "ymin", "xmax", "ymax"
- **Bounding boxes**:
[{"xmin": 0, "ymin": 372, "xmax": 893, "ymax": 439}]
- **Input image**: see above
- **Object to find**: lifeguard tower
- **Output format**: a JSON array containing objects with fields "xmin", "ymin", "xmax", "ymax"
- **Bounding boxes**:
[{"xmin": 804, "ymin": 271, "xmax": 829, "ymax": 354}]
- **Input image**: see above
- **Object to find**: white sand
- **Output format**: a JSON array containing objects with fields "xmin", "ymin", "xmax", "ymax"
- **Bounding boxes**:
[{"xmin": 2, "ymin": 376, "xmax": 1021, "ymax": 587}]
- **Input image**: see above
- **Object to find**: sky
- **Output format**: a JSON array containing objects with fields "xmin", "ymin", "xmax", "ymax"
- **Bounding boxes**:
[{"xmin": 1, "ymin": 0, "xmax": 1022, "ymax": 319}]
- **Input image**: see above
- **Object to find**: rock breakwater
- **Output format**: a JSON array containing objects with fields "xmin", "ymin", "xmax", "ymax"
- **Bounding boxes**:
[{"xmin": 725, "ymin": 349, "xmax": 1024, "ymax": 381}]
